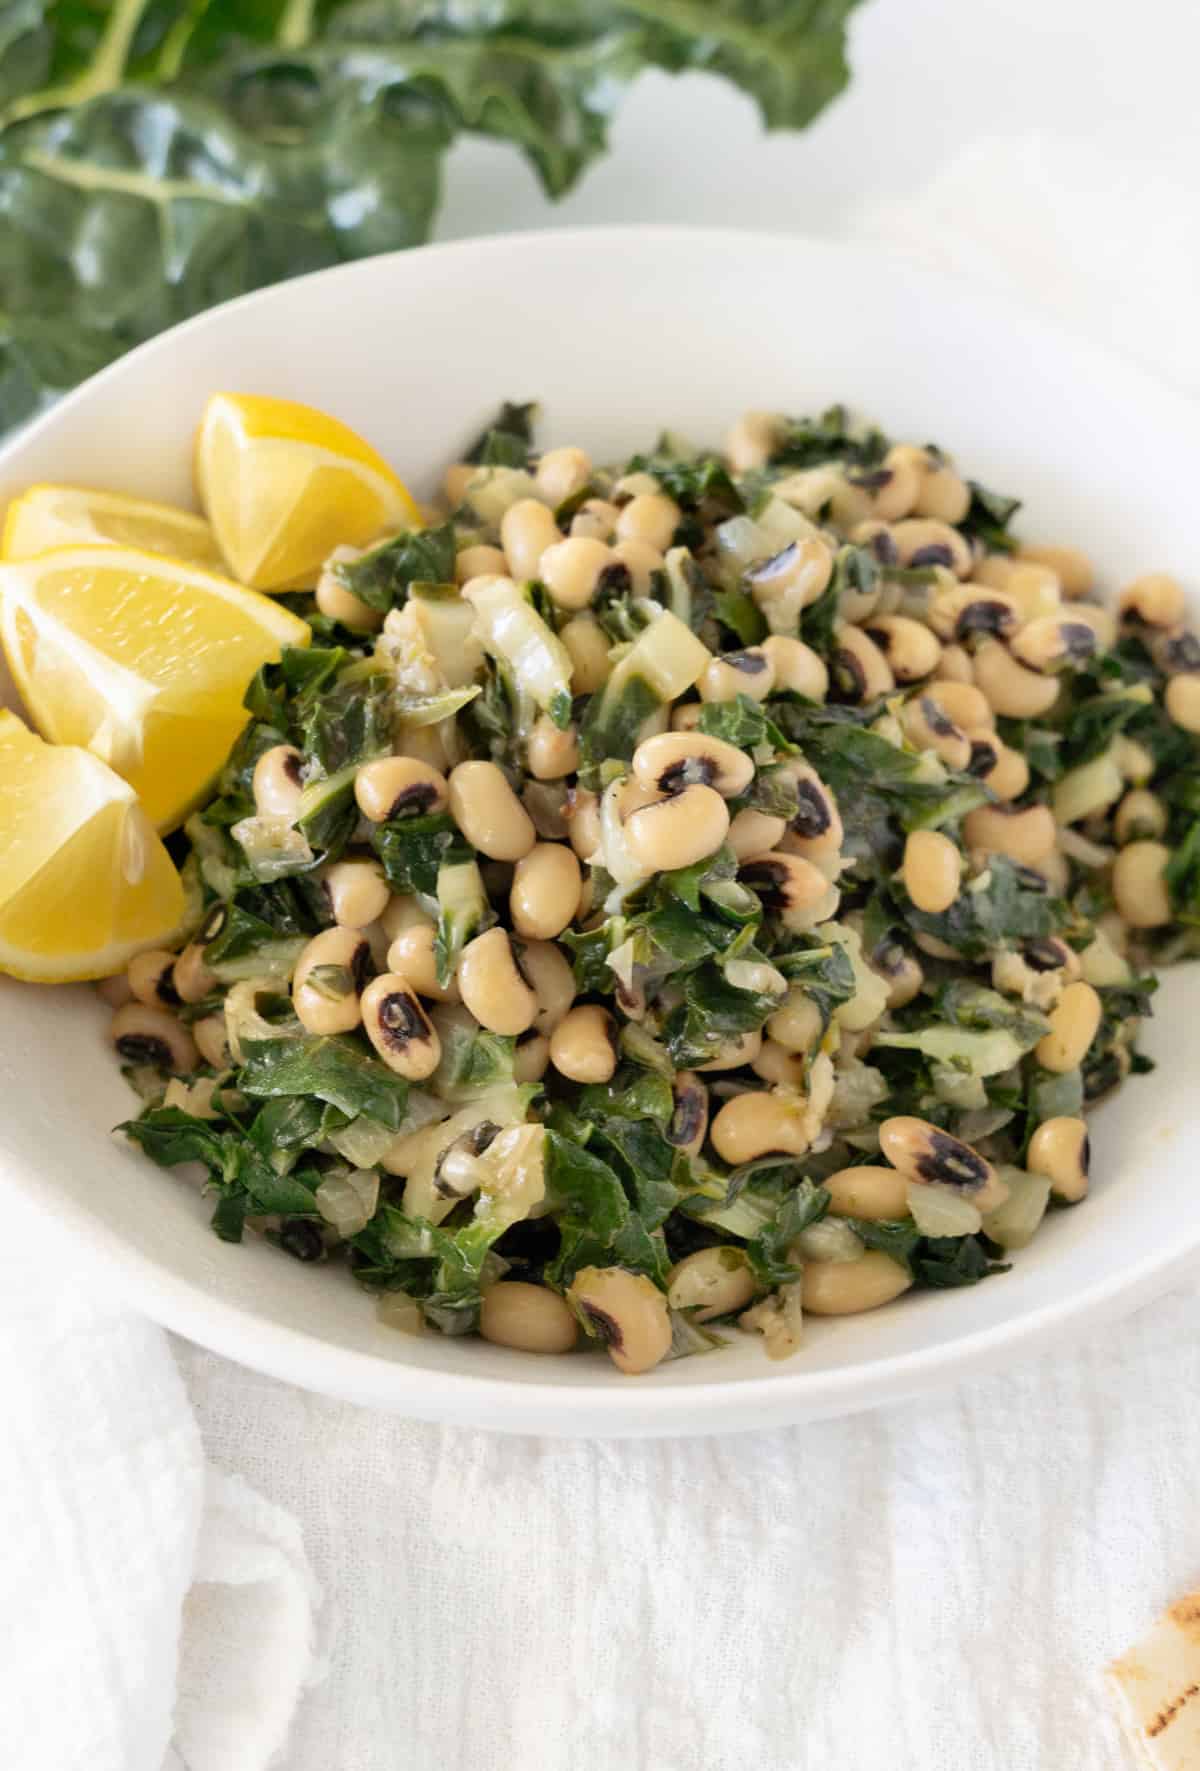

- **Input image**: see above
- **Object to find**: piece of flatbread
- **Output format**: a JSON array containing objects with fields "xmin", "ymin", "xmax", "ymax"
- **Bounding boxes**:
[{"xmin": 1109, "ymin": 1593, "xmax": 1200, "ymax": 1770}]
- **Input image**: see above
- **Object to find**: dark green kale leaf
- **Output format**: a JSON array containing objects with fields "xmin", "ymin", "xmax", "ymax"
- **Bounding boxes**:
[
  {"xmin": 768, "ymin": 405, "xmax": 888, "ymax": 470},
  {"xmin": 960, "ymin": 480, "xmax": 1022, "ymax": 553},
  {"xmin": 744, "ymin": 1178, "xmax": 830, "ymax": 1285},
  {"xmin": 332, "ymin": 525, "xmax": 457, "ymax": 613},
  {"xmin": 238, "ymin": 1035, "xmax": 409, "ymax": 1126},
  {"xmin": 665, "ymin": 962, "xmax": 780, "ymax": 1067},
  {"xmin": 462, "ymin": 400, "xmax": 538, "ymax": 467},
  {"xmin": 372, "ymin": 812, "xmax": 471, "ymax": 896}
]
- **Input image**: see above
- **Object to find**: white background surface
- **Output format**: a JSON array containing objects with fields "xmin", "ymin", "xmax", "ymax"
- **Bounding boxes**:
[{"xmin": 10, "ymin": 1, "xmax": 1200, "ymax": 1766}]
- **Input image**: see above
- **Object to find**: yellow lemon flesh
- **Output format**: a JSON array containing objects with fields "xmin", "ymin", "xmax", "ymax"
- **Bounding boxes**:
[
  {"xmin": 2, "ymin": 484, "xmax": 222, "ymax": 569},
  {"xmin": 0, "ymin": 709, "xmax": 186, "ymax": 982},
  {"xmin": 195, "ymin": 392, "xmax": 420, "ymax": 591},
  {"xmin": 0, "ymin": 545, "xmax": 310, "ymax": 831}
]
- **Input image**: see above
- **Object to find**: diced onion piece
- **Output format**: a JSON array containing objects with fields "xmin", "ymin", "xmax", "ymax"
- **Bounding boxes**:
[
  {"xmin": 906, "ymin": 1181, "xmax": 983, "ymax": 1238},
  {"xmin": 983, "ymin": 1168, "xmax": 1052, "ymax": 1249},
  {"xmin": 1052, "ymin": 751, "xmax": 1123, "ymax": 826},
  {"xmin": 316, "ymin": 1168, "xmax": 380, "ymax": 1237},
  {"xmin": 464, "ymin": 576, "xmax": 573, "ymax": 720},
  {"xmin": 376, "ymin": 1292, "xmax": 425, "ymax": 1334},
  {"xmin": 795, "ymin": 1219, "xmax": 864, "ymax": 1264}
]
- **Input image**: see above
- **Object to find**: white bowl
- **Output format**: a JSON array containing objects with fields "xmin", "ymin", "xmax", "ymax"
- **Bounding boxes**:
[{"xmin": 1, "ymin": 227, "xmax": 1197, "ymax": 1437}]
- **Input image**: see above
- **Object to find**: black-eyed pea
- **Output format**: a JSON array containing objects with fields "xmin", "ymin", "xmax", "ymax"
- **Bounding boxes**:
[
  {"xmin": 767, "ymin": 987, "xmax": 823, "ymax": 1055},
  {"xmin": 891, "ymin": 518, "xmax": 973, "ymax": 576},
  {"xmin": 252, "ymin": 744, "xmax": 304, "ymax": 820},
  {"xmin": 740, "ymin": 851, "xmax": 834, "ymax": 926},
  {"xmin": 823, "ymin": 1164, "xmax": 910, "ymax": 1220},
  {"xmin": 128, "ymin": 948, "xmax": 181, "ymax": 1008},
  {"xmin": 751, "ymin": 1040, "xmax": 808, "ymax": 1089},
  {"xmin": 1010, "ymin": 616, "xmax": 1100, "ymax": 674},
  {"xmin": 696, "ymin": 1028, "xmax": 763, "ymax": 1072},
  {"xmin": 360, "ymin": 972, "xmax": 442, "ymax": 1079},
  {"xmin": 632, "ymin": 730, "xmax": 754, "ymax": 798},
  {"xmin": 110, "ymin": 1003, "xmax": 198, "ymax": 1073},
  {"xmin": 624, "ymin": 783, "xmax": 730, "ymax": 871},
  {"xmin": 926, "ymin": 680, "xmax": 994, "ymax": 732},
  {"xmin": 963, "ymin": 727, "xmax": 999, "ymax": 780},
  {"xmin": 962, "ymin": 803, "xmax": 1057, "ymax": 865},
  {"xmin": 830, "ymin": 624, "xmax": 894, "ymax": 704},
  {"xmin": 1166, "ymin": 673, "xmax": 1200, "ymax": 734},
  {"xmin": 539, "ymin": 536, "xmax": 614, "ymax": 611},
  {"xmin": 900, "ymin": 694, "xmax": 971, "ymax": 771},
  {"xmin": 454, "ymin": 543, "xmax": 507, "ymax": 584},
  {"xmin": 1028, "ymin": 1116, "xmax": 1091, "ymax": 1203},
  {"xmin": 998, "ymin": 564, "xmax": 1063, "ymax": 624},
  {"xmin": 760, "ymin": 633, "xmax": 829, "ymax": 700},
  {"xmin": 500, "ymin": 498, "xmax": 562, "ymax": 581},
  {"xmin": 292, "ymin": 926, "xmax": 372, "ymax": 1035},
  {"xmin": 448, "ymin": 761, "xmax": 536, "ymax": 860},
  {"xmin": 560, "ymin": 614, "xmax": 612, "ymax": 693},
  {"xmin": 830, "ymin": 457, "xmax": 922, "ymax": 525},
  {"xmin": 913, "ymin": 930, "xmax": 961, "ymax": 961},
  {"xmin": 534, "ymin": 445, "xmax": 591, "ymax": 508},
  {"xmin": 1119, "ymin": 573, "xmax": 1187, "ymax": 629},
  {"xmin": 566, "ymin": 1265, "xmax": 671, "ymax": 1375},
  {"xmin": 616, "ymin": 492, "xmax": 680, "ymax": 552},
  {"xmin": 549, "ymin": 1003, "xmax": 617, "ymax": 1083},
  {"xmin": 728, "ymin": 808, "xmax": 788, "ymax": 861},
  {"xmin": 973, "ymin": 639, "xmax": 1062, "ymax": 718},
  {"xmin": 1034, "ymin": 981, "xmax": 1102, "ymax": 1073},
  {"xmin": 610, "ymin": 537, "xmax": 664, "ymax": 595},
  {"xmin": 698, "ymin": 646, "xmax": 776, "ymax": 704},
  {"xmin": 458, "ymin": 929, "xmax": 538, "ymax": 1035},
  {"xmin": 355, "ymin": 756, "xmax": 449, "ymax": 823},
  {"xmin": 510, "ymin": 843, "xmax": 582, "ymax": 941},
  {"xmin": 172, "ymin": 941, "xmax": 217, "ymax": 1005},
  {"xmin": 913, "ymin": 461, "xmax": 970, "ymax": 524},
  {"xmin": 386, "ymin": 924, "xmax": 459, "ymax": 1002},
  {"xmin": 570, "ymin": 497, "xmax": 620, "ymax": 543},
  {"xmin": 665, "ymin": 1071, "xmax": 709, "ymax": 1157},
  {"xmin": 1114, "ymin": 789, "xmax": 1167, "ymax": 845},
  {"xmin": 667, "ymin": 1247, "xmax": 756, "ymax": 1321},
  {"xmin": 564, "ymin": 790, "xmax": 602, "ymax": 869},
  {"xmin": 480, "ymin": 1281, "xmax": 578, "ymax": 1354},
  {"xmin": 193, "ymin": 1013, "xmax": 230, "ymax": 1069},
  {"xmin": 801, "ymin": 1252, "xmax": 913, "ymax": 1316},
  {"xmin": 974, "ymin": 734, "xmax": 1029, "ymax": 801},
  {"xmin": 927, "ymin": 584, "xmax": 1020, "ymax": 644},
  {"xmin": 1111, "ymin": 841, "xmax": 1173, "ymax": 928},
  {"xmin": 869, "ymin": 939, "xmax": 924, "ymax": 1009},
  {"xmin": 321, "ymin": 856, "xmax": 390, "ymax": 928},
  {"xmin": 710, "ymin": 1090, "xmax": 809, "ymax": 1164},
  {"xmin": 933, "ymin": 643, "xmax": 975, "ymax": 685},
  {"xmin": 526, "ymin": 715, "xmax": 579, "ymax": 781},
  {"xmin": 1076, "ymin": 604, "xmax": 1120, "ymax": 661},
  {"xmin": 314, "ymin": 566, "xmax": 383, "ymax": 633},
  {"xmin": 513, "ymin": 1031, "xmax": 550, "ymax": 1083},
  {"xmin": 862, "ymin": 614, "xmax": 942, "ymax": 682},
  {"xmin": 879, "ymin": 1115, "xmax": 1008, "ymax": 1210},
  {"xmin": 725, "ymin": 409, "xmax": 783, "ymax": 473},
  {"xmin": 1018, "ymin": 544, "xmax": 1094, "ymax": 598},
  {"xmin": 903, "ymin": 829, "xmax": 962, "ymax": 913},
  {"xmin": 779, "ymin": 762, "xmax": 843, "ymax": 857},
  {"xmin": 379, "ymin": 893, "xmax": 432, "ymax": 944}
]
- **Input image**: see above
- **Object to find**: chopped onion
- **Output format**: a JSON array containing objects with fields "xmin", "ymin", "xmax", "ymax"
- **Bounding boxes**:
[
  {"xmin": 983, "ymin": 1168, "xmax": 1052, "ymax": 1250},
  {"xmin": 796, "ymin": 1219, "xmax": 864, "ymax": 1264},
  {"xmin": 376, "ymin": 1293, "xmax": 425, "ymax": 1335},
  {"xmin": 316, "ymin": 1168, "xmax": 379, "ymax": 1237},
  {"xmin": 906, "ymin": 1181, "xmax": 982, "ymax": 1238}
]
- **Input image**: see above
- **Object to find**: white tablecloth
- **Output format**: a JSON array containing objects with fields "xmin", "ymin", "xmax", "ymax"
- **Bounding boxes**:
[{"xmin": 6, "ymin": 3, "xmax": 1200, "ymax": 1766}]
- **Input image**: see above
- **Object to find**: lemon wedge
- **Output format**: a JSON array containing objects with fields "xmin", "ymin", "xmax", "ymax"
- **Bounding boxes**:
[
  {"xmin": 0, "ymin": 545, "xmax": 310, "ymax": 831},
  {"xmin": 2, "ymin": 484, "xmax": 222, "ymax": 568},
  {"xmin": 195, "ymin": 392, "xmax": 420, "ymax": 590},
  {"xmin": 0, "ymin": 709, "xmax": 186, "ymax": 982}
]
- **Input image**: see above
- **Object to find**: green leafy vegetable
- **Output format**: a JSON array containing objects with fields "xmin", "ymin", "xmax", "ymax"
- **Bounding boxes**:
[
  {"xmin": 372, "ymin": 811, "xmax": 471, "ymax": 897},
  {"xmin": 0, "ymin": 1, "xmax": 866, "ymax": 434},
  {"xmin": 333, "ymin": 525, "xmax": 457, "ymax": 614},
  {"xmin": 238, "ymin": 1035, "xmax": 409, "ymax": 1126}
]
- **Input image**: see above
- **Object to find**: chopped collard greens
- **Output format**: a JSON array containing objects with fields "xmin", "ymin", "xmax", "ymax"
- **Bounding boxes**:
[{"xmin": 110, "ymin": 401, "xmax": 1200, "ymax": 1375}]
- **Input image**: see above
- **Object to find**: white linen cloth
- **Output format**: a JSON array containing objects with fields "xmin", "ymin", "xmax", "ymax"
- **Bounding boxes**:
[{"xmin": 6, "ymin": 5, "xmax": 1200, "ymax": 1762}]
